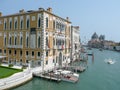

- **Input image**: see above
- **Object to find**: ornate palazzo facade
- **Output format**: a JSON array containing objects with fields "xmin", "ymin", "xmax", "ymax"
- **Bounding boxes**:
[{"xmin": 0, "ymin": 8, "xmax": 71, "ymax": 69}]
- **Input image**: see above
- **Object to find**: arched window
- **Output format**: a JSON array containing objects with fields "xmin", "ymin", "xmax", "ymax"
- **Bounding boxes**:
[
  {"xmin": 10, "ymin": 37, "xmax": 12, "ymax": 45},
  {"xmin": 20, "ymin": 37, "xmax": 23, "ymax": 45},
  {"xmin": 53, "ymin": 38, "xmax": 55, "ymax": 46},
  {"xmin": 56, "ymin": 22, "xmax": 58, "ymax": 29},
  {"xmin": 4, "ymin": 37, "xmax": 6, "ymax": 46},
  {"xmin": 10, "ymin": 21, "xmax": 12, "ymax": 29},
  {"xmin": 4, "ymin": 22, "xmax": 7, "ymax": 30},
  {"xmin": 46, "ymin": 37, "xmax": 48, "ymax": 46},
  {"xmin": 15, "ymin": 37, "xmax": 17, "ymax": 45},
  {"xmin": 20, "ymin": 20, "xmax": 23, "ymax": 29},
  {"xmin": 38, "ymin": 18, "xmax": 41, "ymax": 28},
  {"xmin": 53, "ymin": 20, "xmax": 55, "ymax": 29},
  {"xmin": 26, "ymin": 37, "xmax": 29, "ymax": 47},
  {"xmin": 27, "ymin": 19, "xmax": 29, "ymax": 29},
  {"xmin": 46, "ymin": 17, "xmax": 48, "ymax": 28},
  {"xmin": 20, "ymin": 59, "xmax": 22, "ymax": 65},
  {"xmin": 15, "ymin": 21, "xmax": 17, "ymax": 29},
  {"xmin": 56, "ymin": 39, "xmax": 57, "ymax": 45},
  {"xmin": 38, "ymin": 36, "xmax": 40, "ymax": 48}
]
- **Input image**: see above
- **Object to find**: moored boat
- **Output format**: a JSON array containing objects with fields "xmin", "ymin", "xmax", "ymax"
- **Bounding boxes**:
[
  {"xmin": 74, "ymin": 66, "xmax": 86, "ymax": 72},
  {"xmin": 54, "ymin": 69, "xmax": 79, "ymax": 83}
]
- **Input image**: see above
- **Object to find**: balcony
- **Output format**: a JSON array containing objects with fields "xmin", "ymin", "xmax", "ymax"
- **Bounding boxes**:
[
  {"xmin": 7, "ymin": 45, "xmax": 23, "ymax": 49},
  {"xmin": 57, "ymin": 45, "xmax": 64, "ymax": 50}
]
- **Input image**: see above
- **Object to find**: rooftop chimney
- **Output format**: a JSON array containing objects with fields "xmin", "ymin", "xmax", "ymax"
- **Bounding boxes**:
[
  {"xmin": 19, "ymin": 9, "xmax": 25, "ymax": 13},
  {"xmin": 66, "ymin": 17, "xmax": 69, "ymax": 21},
  {"xmin": 0, "ymin": 12, "xmax": 2, "ymax": 17},
  {"xmin": 47, "ymin": 7, "xmax": 52, "ymax": 13}
]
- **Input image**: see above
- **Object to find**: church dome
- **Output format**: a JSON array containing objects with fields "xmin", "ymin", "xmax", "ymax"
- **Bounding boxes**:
[{"xmin": 91, "ymin": 32, "xmax": 98, "ymax": 39}]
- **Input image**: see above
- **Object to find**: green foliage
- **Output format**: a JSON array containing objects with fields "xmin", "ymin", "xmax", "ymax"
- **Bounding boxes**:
[{"xmin": 9, "ymin": 64, "xmax": 13, "ymax": 67}]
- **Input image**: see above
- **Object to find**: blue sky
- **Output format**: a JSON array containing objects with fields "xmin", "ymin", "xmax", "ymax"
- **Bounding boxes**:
[{"xmin": 0, "ymin": 0, "xmax": 120, "ymax": 42}]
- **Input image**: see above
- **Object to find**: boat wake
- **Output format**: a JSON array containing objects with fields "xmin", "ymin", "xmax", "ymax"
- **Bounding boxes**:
[{"xmin": 104, "ymin": 58, "xmax": 116, "ymax": 64}]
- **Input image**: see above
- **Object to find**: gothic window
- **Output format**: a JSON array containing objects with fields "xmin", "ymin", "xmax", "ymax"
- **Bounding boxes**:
[
  {"xmin": 56, "ymin": 39, "xmax": 57, "ymax": 45},
  {"xmin": 46, "ymin": 61, "xmax": 48, "ymax": 65},
  {"xmin": 9, "ymin": 50, "xmax": 11, "ymax": 54},
  {"xmin": 4, "ymin": 50, "xmax": 6, "ymax": 54},
  {"xmin": 14, "ymin": 50, "xmax": 17, "ymax": 55},
  {"xmin": 10, "ymin": 37, "xmax": 12, "ymax": 45},
  {"xmin": 46, "ymin": 37, "xmax": 48, "ymax": 46},
  {"xmin": 10, "ymin": 21, "xmax": 12, "ymax": 29},
  {"xmin": 53, "ymin": 38, "xmax": 55, "ymax": 46},
  {"xmin": 15, "ymin": 21, "xmax": 17, "ymax": 29},
  {"xmin": 4, "ymin": 37, "xmax": 6, "ymax": 46},
  {"xmin": 4, "ymin": 21, "xmax": 7, "ymax": 30},
  {"xmin": 38, "ymin": 17, "xmax": 41, "ymax": 28},
  {"xmin": 53, "ymin": 59, "xmax": 55, "ymax": 63},
  {"xmin": 38, "ymin": 36, "xmax": 40, "ymax": 48},
  {"xmin": 20, "ymin": 50, "xmax": 22, "ymax": 56},
  {"xmin": 15, "ymin": 37, "xmax": 17, "ymax": 45},
  {"xmin": 20, "ymin": 20, "xmax": 23, "ymax": 29},
  {"xmin": 53, "ymin": 20, "xmax": 55, "ymax": 29},
  {"xmin": 20, "ymin": 37, "xmax": 23, "ymax": 45},
  {"xmin": 32, "ymin": 51, "xmax": 34, "ymax": 56},
  {"xmin": 26, "ymin": 51, "xmax": 28, "ymax": 56},
  {"xmin": 46, "ymin": 17, "xmax": 48, "ymax": 28},
  {"xmin": 46, "ymin": 51, "xmax": 48, "ymax": 57},
  {"xmin": 26, "ymin": 37, "xmax": 29, "ymax": 47},
  {"xmin": 56, "ymin": 22, "xmax": 58, "ymax": 29},
  {"xmin": 27, "ymin": 19, "xmax": 30, "ymax": 29},
  {"xmin": 38, "ymin": 52, "xmax": 40, "ymax": 57}
]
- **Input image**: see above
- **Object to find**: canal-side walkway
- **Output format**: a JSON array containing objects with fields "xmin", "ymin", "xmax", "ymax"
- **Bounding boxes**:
[
  {"xmin": 0, "ymin": 65, "xmax": 56, "ymax": 90},
  {"xmin": 0, "ymin": 59, "xmax": 85, "ymax": 89},
  {"xmin": 0, "ymin": 69, "xmax": 33, "ymax": 90}
]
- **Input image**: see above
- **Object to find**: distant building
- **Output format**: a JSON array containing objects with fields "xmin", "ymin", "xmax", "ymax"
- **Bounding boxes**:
[
  {"xmin": 99, "ymin": 35, "xmax": 105, "ymax": 41},
  {"xmin": 71, "ymin": 26, "xmax": 81, "ymax": 61},
  {"xmin": 91, "ymin": 32, "xmax": 99, "ymax": 40},
  {"xmin": 88, "ymin": 32, "xmax": 105, "ymax": 48},
  {"xmin": 103, "ymin": 40, "xmax": 115, "ymax": 50},
  {"xmin": 88, "ymin": 32, "xmax": 120, "ymax": 51}
]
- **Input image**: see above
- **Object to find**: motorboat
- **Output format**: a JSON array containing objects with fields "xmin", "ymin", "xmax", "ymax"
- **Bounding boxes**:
[
  {"xmin": 54, "ymin": 69, "xmax": 79, "ymax": 83},
  {"xmin": 107, "ymin": 60, "xmax": 115, "ymax": 64},
  {"xmin": 105, "ymin": 58, "xmax": 115, "ymax": 64}
]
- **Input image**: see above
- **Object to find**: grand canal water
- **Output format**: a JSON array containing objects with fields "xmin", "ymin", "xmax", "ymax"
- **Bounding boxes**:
[{"xmin": 13, "ymin": 49, "xmax": 120, "ymax": 90}]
